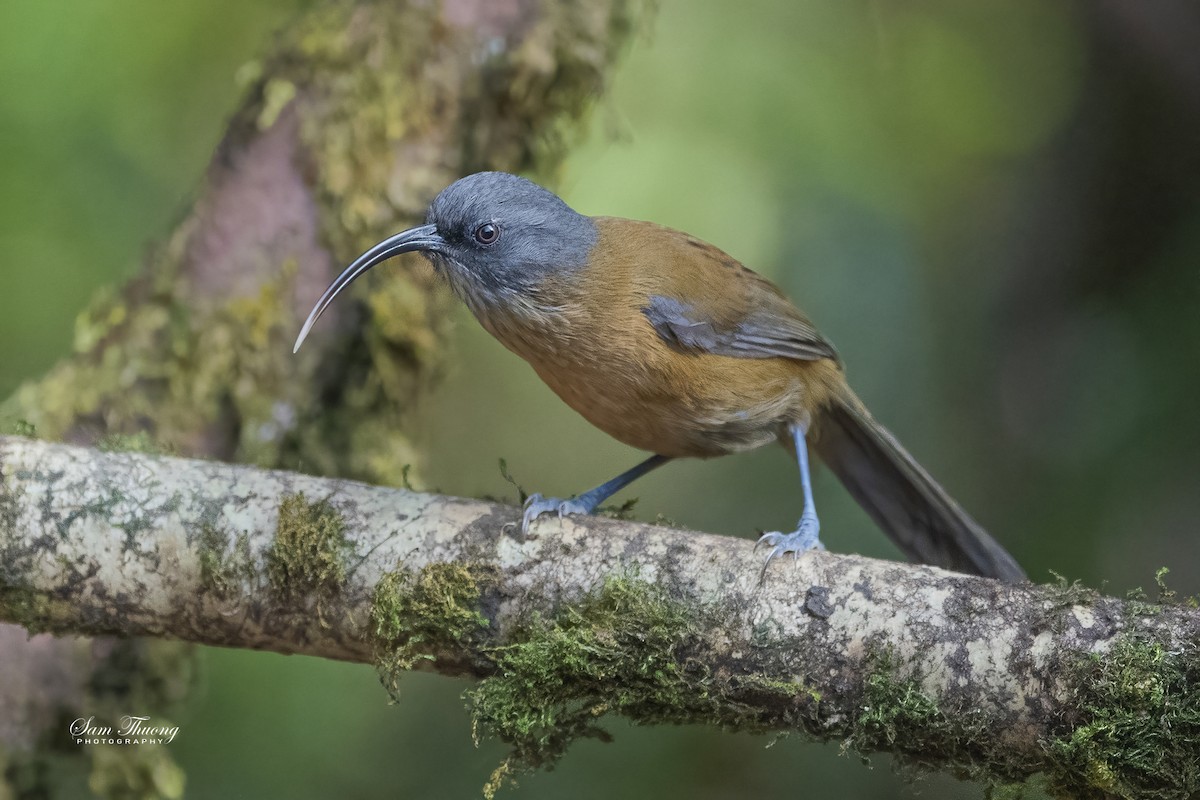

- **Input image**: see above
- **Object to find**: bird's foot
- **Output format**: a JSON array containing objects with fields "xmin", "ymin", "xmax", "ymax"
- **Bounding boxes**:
[
  {"xmin": 521, "ymin": 493, "xmax": 594, "ymax": 534},
  {"xmin": 756, "ymin": 512, "xmax": 824, "ymax": 568}
]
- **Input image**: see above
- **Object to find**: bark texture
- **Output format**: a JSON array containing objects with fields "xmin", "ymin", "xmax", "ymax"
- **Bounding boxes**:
[{"xmin": 3, "ymin": 436, "xmax": 1198, "ymax": 799}]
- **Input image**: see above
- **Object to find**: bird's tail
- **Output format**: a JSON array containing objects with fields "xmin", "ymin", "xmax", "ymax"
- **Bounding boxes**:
[{"xmin": 813, "ymin": 388, "xmax": 1025, "ymax": 582}]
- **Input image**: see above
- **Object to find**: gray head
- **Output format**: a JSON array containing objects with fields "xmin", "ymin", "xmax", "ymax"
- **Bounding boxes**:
[{"xmin": 293, "ymin": 172, "xmax": 597, "ymax": 352}]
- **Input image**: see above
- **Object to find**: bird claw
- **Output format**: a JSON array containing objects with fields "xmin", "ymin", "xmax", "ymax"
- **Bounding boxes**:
[
  {"xmin": 521, "ymin": 493, "xmax": 592, "ymax": 534},
  {"xmin": 755, "ymin": 513, "xmax": 824, "ymax": 568}
]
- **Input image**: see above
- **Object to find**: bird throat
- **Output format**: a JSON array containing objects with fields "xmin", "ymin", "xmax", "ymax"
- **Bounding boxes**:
[{"xmin": 432, "ymin": 255, "xmax": 572, "ymax": 361}]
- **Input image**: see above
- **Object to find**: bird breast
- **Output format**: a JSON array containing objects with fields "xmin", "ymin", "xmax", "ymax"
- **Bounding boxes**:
[{"xmin": 464, "ymin": 238, "xmax": 836, "ymax": 459}]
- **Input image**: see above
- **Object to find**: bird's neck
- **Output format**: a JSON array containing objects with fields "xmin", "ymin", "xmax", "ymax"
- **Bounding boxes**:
[{"xmin": 454, "ymin": 271, "xmax": 582, "ymax": 360}]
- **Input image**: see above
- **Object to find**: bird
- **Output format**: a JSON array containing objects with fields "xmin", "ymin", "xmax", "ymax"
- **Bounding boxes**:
[{"xmin": 294, "ymin": 171, "xmax": 1025, "ymax": 582}]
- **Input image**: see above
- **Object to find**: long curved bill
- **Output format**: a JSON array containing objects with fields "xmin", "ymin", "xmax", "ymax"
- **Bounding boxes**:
[{"xmin": 293, "ymin": 224, "xmax": 444, "ymax": 353}]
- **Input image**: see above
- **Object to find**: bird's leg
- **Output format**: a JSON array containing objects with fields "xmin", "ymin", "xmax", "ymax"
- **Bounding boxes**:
[
  {"xmin": 757, "ymin": 420, "xmax": 825, "ymax": 564},
  {"xmin": 522, "ymin": 454, "xmax": 672, "ymax": 533}
]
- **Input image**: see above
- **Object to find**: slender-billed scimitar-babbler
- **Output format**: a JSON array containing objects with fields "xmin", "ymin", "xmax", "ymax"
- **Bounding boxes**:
[{"xmin": 294, "ymin": 172, "xmax": 1025, "ymax": 582}]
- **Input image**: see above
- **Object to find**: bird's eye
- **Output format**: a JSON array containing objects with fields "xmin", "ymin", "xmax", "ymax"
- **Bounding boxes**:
[{"xmin": 474, "ymin": 222, "xmax": 500, "ymax": 245}]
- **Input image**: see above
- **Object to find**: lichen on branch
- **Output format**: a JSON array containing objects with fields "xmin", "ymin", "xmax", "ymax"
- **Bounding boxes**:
[{"xmin": 4, "ymin": 437, "xmax": 1199, "ymax": 799}]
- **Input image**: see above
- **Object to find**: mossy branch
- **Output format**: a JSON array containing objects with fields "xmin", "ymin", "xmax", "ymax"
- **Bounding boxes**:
[{"xmin": 3, "ymin": 436, "xmax": 1198, "ymax": 799}]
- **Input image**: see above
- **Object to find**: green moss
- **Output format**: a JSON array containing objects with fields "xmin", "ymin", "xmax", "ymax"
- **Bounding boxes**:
[
  {"xmin": 0, "ymin": 481, "xmax": 22, "ymax": 551},
  {"xmin": 1045, "ymin": 571, "xmax": 1100, "ymax": 609},
  {"xmin": 0, "ymin": 480, "xmax": 61, "ymax": 634},
  {"xmin": 986, "ymin": 778, "xmax": 1052, "ymax": 800},
  {"xmin": 1122, "ymin": 568, "xmax": 1188, "ymax": 617},
  {"xmin": 849, "ymin": 651, "xmax": 984, "ymax": 764},
  {"xmin": 367, "ymin": 568, "xmax": 821, "ymax": 797},
  {"xmin": 0, "ymin": 585, "xmax": 77, "ymax": 635},
  {"xmin": 266, "ymin": 493, "xmax": 349, "ymax": 613},
  {"xmin": 1046, "ymin": 634, "xmax": 1200, "ymax": 800},
  {"xmin": 834, "ymin": 649, "xmax": 1044, "ymax": 795},
  {"xmin": 97, "ymin": 431, "xmax": 171, "ymax": 456},
  {"xmin": 0, "ymin": 419, "xmax": 36, "ymax": 437},
  {"xmin": 1153, "ymin": 567, "xmax": 1176, "ymax": 605},
  {"xmin": 370, "ymin": 563, "xmax": 493, "ymax": 699},
  {"xmin": 0, "ymin": 274, "xmax": 188, "ymax": 448},
  {"xmin": 256, "ymin": 78, "xmax": 297, "ymax": 130},
  {"xmin": 973, "ymin": 566, "xmax": 1198, "ymax": 799},
  {"xmin": 1147, "ymin": 568, "xmax": 1199, "ymax": 612},
  {"xmin": 409, "ymin": 573, "xmax": 828, "ymax": 798},
  {"xmin": 369, "ymin": 565, "xmax": 801, "ymax": 794},
  {"xmin": 468, "ymin": 575, "xmax": 753, "ymax": 798},
  {"xmin": 197, "ymin": 524, "xmax": 255, "ymax": 598}
]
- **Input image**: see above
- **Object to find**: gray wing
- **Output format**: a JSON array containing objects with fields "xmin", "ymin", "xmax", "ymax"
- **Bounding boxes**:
[{"xmin": 643, "ymin": 294, "xmax": 839, "ymax": 363}]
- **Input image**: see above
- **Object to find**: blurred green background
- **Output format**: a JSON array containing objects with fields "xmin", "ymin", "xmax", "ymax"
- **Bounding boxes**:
[{"xmin": 3, "ymin": 0, "xmax": 1199, "ymax": 797}]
